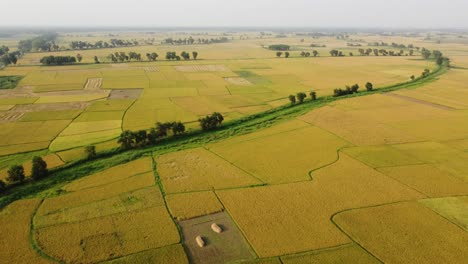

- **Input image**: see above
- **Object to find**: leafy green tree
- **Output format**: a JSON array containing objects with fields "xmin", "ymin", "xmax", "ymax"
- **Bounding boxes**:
[
  {"xmin": 135, "ymin": 130, "xmax": 148, "ymax": 147},
  {"xmin": 31, "ymin": 156, "xmax": 48, "ymax": 180},
  {"xmin": 84, "ymin": 145, "xmax": 97, "ymax": 160},
  {"xmin": 276, "ymin": 51, "xmax": 282, "ymax": 58},
  {"xmin": 148, "ymin": 128, "xmax": 158, "ymax": 144},
  {"xmin": 7, "ymin": 165, "xmax": 25, "ymax": 183},
  {"xmin": 192, "ymin": 51, "xmax": 198, "ymax": 60},
  {"xmin": 312, "ymin": 50, "xmax": 319, "ymax": 57},
  {"xmin": 351, "ymin": 84, "xmax": 359, "ymax": 93},
  {"xmin": 310, "ymin": 91, "xmax": 317, "ymax": 100},
  {"xmin": 410, "ymin": 75, "xmax": 415, "ymax": 80},
  {"xmin": 172, "ymin": 122, "xmax": 186, "ymax": 135},
  {"xmin": 199, "ymin": 112, "xmax": 224, "ymax": 131},
  {"xmin": 288, "ymin": 95, "xmax": 296, "ymax": 105},
  {"xmin": 94, "ymin": 56, "xmax": 100, "ymax": 64},
  {"xmin": 285, "ymin": 52, "xmax": 290, "ymax": 58},
  {"xmin": 365, "ymin": 82, "xmax": 373, "ymax": 91},
  {"xmin": 118, "ymin": 130, "xmax": 136, "ymax": 150},
  {"xmin": 155, "ymin": 122, "xmax": 171, "ymax": 138},
  {"xmin": 296, "ymin": 92, "xmax": 306, "ymax": 103}
]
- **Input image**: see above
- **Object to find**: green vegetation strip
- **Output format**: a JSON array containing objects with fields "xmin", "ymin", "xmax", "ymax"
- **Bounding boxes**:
[
  {"xmin": 0, "ymin": 76, "xmax": 22, "ymax": 89},
  {"xmin": 0, "ymin": 62, "xmax": 448, "ymax": 208}
]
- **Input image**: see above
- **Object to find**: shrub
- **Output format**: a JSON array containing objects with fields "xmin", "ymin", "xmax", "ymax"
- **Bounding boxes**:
[
  {"xmin": 199, "ymin": 112, "xmax": 224, "ymax": 131},
  {"xmin": 310, "ymin": 91, "xmax": 317, "ymax": 100},
  {"xmin": 365, "ymin": 82, "xmax": 373, "ymax": 91},
  {"xmin": 288, "ymin": 95, "xmax": 296, "ymax": 105}
]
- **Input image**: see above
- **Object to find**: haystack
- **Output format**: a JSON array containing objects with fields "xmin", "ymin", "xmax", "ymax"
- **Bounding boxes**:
[
  {"xmin": 195, "ymin": 235, "xmax": 205, "ymax": 247},
  {"xmin": 211, "ymin": 223, "xmax": 222, "ymax": 233}
]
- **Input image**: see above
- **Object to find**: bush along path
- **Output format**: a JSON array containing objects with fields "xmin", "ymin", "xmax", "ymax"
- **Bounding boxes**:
[{"xmin": 0, "ymin": 60, "xmax": 449, "ymax": 208}]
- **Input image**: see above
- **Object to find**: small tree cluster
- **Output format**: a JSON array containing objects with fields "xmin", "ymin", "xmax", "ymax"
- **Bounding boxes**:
[
  {"xmin": 269, "ymin": 44, "xmax": 290, "ymax": 51},
  {"xmin": 31, "ymin": 156, "xmax": 48, "ymax": 180},
  {"xmin": 333, "ymin": 84, "xmax": 359, "ymax": 97},
  {"xmin": 180, "ymin": 51, "xmax": 190, "ymax": 60},
  {"xmin": 40, "ymin": 56, "xmax": 76, "ymax": 65},
  {"xmin": 118, "ymin": 122, "xmax": 186, "ymax": 150},
  {"xmin": 146, "ymin": 52, "xmax": 159, "ymax": 61},
  {"xmin": 365, "ymin": 82, "xmax": 373, "ymax": 91},
  {"xmin": 166, "ymin": 52, "xmax": 179, "ymax": 60},
  {"xmin": 421, "ymin": 68, "xmax": 431, "ymax": 77},
  {"xmin": 108, "ymin": 51, "xmax": 141, "ymax": 63},
  {"xmin": 85, "ymin": 145, "xmax": 97, "ymax": 160},
  {"xmin": 300, "ymin": 51, "xmax": 311, "ymax": 57},
  {"xmin": 70, "ymin": 39, "xmax": 138, "ymax": 50},
  {"xmin": 199, "ymin": 112, "xmax": 224, "ymax": 131},
  {"xmin": 329, "ymin": 50, "xmax": 344, "ymax": 57},
  {"xmin": 0, "ymin": 46, "xmax": 20, "ymax": 66}
]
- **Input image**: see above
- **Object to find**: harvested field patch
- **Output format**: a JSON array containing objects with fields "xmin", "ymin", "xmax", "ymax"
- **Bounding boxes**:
[
  {"xmin": 36, "ymin": 206, "xmax": 179, "ymax": 263},
  {"xmin": 64, "ymin": 157, "xmax": 153, "ymax": 192},
  {"xmin": 84, "ymin": 78, "xmax": 103, "ymax": 90},
  {"xmin": 109, "ymin": 89, "xmax": 143, "ymax": 100},
  {"xmin": 378, "ymin": 165, "xmax": 468, "ymax": 197},
  {"xmin": 343, "ymin": 145, "xmax": 423, "ymax": 168},
  {"xmin": 166, "ymin": 191, "xmax": 224, "ymax": 220},
  {"xmin": 180, "ymin": 212, "xmax": 255, "ymax": 264},
  {"xmin": 299, "ymin": 106, "xmax": 418, "ymax": 145},
  {"xmin": 333, "ymin": 202, "xmax": 468, "ymax": 264},
  {"xmin": 0, "ymin": 111, "xmax": 24, "ymax": 122},
  {"xmin": 0, "ymin": 104, "xmax": 14, "ymax": 111},
  {"xmin": 20, "ymin": 110, "xmax": 82, "ymax": 121},
  {"xmin": 38, "ymin": 172, "xmax": 155, "ymax": 215},
  {"xmin": 103, "ymin": 244, "xmax": 188, "ymax": 264},
  {"xmin": 156, "ymin": 147, "xmax": 261, "ymax": 193},
  {"xmin": 225, "ymin": 77, "xmax": 252, "ymax": 85},
  {"xmin": 420, "ymin": 196, "xmax": 468, "ymax": 231},
  {"xmin": 0, "ymin": 97, "xmax": 38, "ymax": 105},
  {"xmin": 86, "ymin": 99, "xmax": 134, "ymax": 111},
  {"xmin": 34, "ymin": 93, "xmax": 109, "ymax": 104},
  {"xmin": 281, "ymin": 244, "xmax": 379, "ymax": 264},
  {"xmin": 175, "ymin": 65, "xmax": 229, "ymax": 72},
  {"xmin": 35, "ymin": 187, "xmax": 164, "ymax": 228},
  {"xmin": 0, "ymin": 199, "xmax": 50, "ymax": 263},
  {"xmin": 12, "ymin": 102, "xmax": 89, "ymax": 112},
  {"xmin": 208, "ymin": 125, "xmax": 349, "ymax": 184}
]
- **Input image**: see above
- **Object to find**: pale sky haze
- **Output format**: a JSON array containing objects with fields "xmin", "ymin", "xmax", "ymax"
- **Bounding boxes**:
[{"xmin": 1, "ymin": 0, "xmax": 467, "ymax": 28}]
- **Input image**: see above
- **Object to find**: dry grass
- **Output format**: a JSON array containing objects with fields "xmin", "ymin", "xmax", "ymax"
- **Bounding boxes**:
[
  {"xmin": 103, "ymin": 244, "xmax": 188, "ymax": 264},
  {"xmin": 208, "ymin": 122, "xmax": 350, "ymax": 184},
  {"xmin": 343, "ymin": 145, "xmax": 423, "ymax": 168},
  {"xmin": 217, "ymin": 153, "xmax": 422, "ymax": 257},
  {"xmin": 156, "ymin": 147, "xmax": 261, "ymax": 193},
  {"xmin": 0, "ymin": 199, "xmax": 50, "ymax": 263},
  {"xmin": 174, "ymin": 65, "xmax": 229, "ymax": 72},
  {"xmin": 38, "ymin": 172, "xmax": 155, "ymax": 215},
  {"xmin": 64, "ymin": 157, "xmax": 153, "ymax": 191},
  {"xmin": 420, "ymin": 196, "xmax": 468, "ymax": 231},
  {"xmin": 35, "ymin": 206, "xmax": 180, "ymax": 263},
  {"xmin": 35, "ymin": 187, "xmax": 164, "ymax": 228},
  {"xmin": 281, "ymin": 244, "xmax": 379, "ymax": 264},
  {"xmin": 299, "ymin": 105, "xmax": 418, "ymax": 146},
  {"xmin": 166, "ymin": 191, "xmax": 224, "ymax": 220},
  {"xmin": 334, "ymin": 202, "xmax": 468, "ymax": 263},
  {"xmin": 378, "ymin": 165, "xmax": 468, "ymax": 197}
]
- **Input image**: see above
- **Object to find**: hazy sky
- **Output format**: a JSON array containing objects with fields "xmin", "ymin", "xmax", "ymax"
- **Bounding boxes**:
[{"xmin": 2, "ymin": 0, "xmax": 468, "ymax": 28}]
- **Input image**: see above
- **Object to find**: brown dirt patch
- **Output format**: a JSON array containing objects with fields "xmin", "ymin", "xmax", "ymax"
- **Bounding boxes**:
[
  {"xmin": 109, "ymin": 89, "xmax": 143, "ymax": 100},
  {"xmin": 180, "ymin": 212, "xmax": 255, "ymax": 264},
  {"xmin": 225, "ymin": 77, "xmax": 252, "ymax": 86},
  {"xmin": 84, "ymin": 78, "xmax": 103, "ymax": 90},
  {"xmin": 0, "ymin": 111, "xmax": 24, "ymax": 122}
]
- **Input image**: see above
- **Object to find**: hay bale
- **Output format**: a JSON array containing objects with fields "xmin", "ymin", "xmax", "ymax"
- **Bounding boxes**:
[
  {"xmin": 195, "ymin": 235, "xmax": 205, "ymax": 247},
  {"xmin": 211, "ymin": 223, "xmax": 223, "ymax": 233}
]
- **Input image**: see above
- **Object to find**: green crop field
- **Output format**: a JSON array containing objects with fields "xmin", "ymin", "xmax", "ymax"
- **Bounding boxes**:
[{"xmin": 1, "ymin": 26, "xmax": 467, "ymax": 264}]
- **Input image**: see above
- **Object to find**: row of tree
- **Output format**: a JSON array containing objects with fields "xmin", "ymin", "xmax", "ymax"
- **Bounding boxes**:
[
  {"xmin": 288, "ymin": 91, "xmax": 317, "ymax": 104},
  {"xmin": 276, "ymin": 51, "xmax": 290, "ymax": 58},
  {"xmin": 40, "ymin": 56, "xmax": 76, "ymax": 65},
  {"xmin": 108, "ymin": 51, "xmax": 143, "ymax": 62},
  {"xmin": 0, "ymin": 46, "xmax": 20, "ymax": 66},
  {"xmin": 368, "ymin": 42, "xmax": 417, "ymax": 49},
  {"xmin": 300, "ymin": 51, "xmax": 319, "ymax": 57},
  {"xmin": 0, "ymin": 156, "xmax": 48, "ymax": 192},
  {"xmin": 70, "ymin": 39, "xmax": 139, "ymax": 50},
  {"xmin": 332, "ymin": 82, "xmax": 374, "ymax": 97},
  {"xmin": 166, "ymin": 51, "xmax": 198, "ymax": 60},
  {"xmin": 118, "ymin": 121, "xmax": 186, "ymax": 150},
  {"xmin": 269, "ymin": 44, "xmax": 291, "ymax": 51},
  {"xmin": 117, "ymin": 112, "xmax": 224, "ymax": 150},
  {"xmin": 164, "ymin": 37, "xmax": 229, "ymax": 45},
  {"xmin": 18, "ymin": 33, "xmax": 58, "ymax": 52}
]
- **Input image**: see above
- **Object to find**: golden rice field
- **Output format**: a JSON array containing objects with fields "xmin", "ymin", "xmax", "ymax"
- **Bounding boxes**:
[{"xmin": 1, "ymin": 32, "xmax": 468, "ymax": 263}]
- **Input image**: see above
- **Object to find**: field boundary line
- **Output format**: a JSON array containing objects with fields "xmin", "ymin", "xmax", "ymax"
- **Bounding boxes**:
[
  {"xmin": 29, "ymin": 199, "xmax": 63, "ymax": 263},
  {"xmin": 120, "ymin": 98, "xmax": 137, "ymax": 132},
  {"xmin": 202, "ymin": 146, "xmax": 266, "ymax": 184},
  {"xmin": 213, "ymin": 190, "xmax": 260, "ymax": 259}
]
